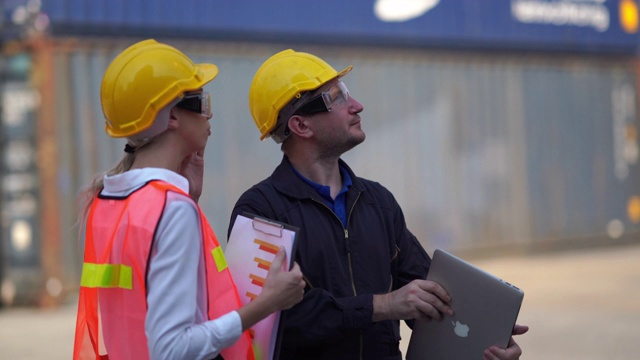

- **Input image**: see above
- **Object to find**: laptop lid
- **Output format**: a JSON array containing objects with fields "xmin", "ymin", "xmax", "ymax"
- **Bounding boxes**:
[{"xmin": 406, "ymin": 249, "xmax": 524, "ymax": 360}]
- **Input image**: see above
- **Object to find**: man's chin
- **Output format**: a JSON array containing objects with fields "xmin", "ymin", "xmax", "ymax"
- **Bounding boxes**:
[{"xmin": 349, "ymin": 132, "xmax": 366, "ymax": 149}]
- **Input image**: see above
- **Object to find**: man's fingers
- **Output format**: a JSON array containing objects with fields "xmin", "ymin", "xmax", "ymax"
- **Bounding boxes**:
[
  {"xmin": 415, "ymin": 280, "xmax": 451, "ymax": 303},
  {"xmin": 512, "ymin": 324, "xmax": 529, "ymax": 336},
  {"xmin": 414, "ymin": 301, "xmax": 444, "ymax": 321},
  {"xmin": 416, "ymin": 297, "xmax": 453, "ymax": 320},
  {"xmin": 412, "ymin": 280, "xmax": 454, "ymax": 317}
]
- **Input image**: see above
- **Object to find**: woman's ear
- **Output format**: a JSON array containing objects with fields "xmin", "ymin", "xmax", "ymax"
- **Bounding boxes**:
[{"xmin": 287, "ymin": 115, "xmax": 313, "ymax": 139}]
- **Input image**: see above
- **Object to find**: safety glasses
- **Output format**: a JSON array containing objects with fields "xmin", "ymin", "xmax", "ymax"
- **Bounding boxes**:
[
  {"xmin": 295, "ymin": 81, "xmax": 350, "ymax": 116},
  {"xmin": 176, "ymin": 91, "xmax": 212, "ymax": 118}
]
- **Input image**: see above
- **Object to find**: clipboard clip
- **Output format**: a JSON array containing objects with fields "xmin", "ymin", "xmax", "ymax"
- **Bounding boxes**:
[{"xmin": 252, "ymin": 217, "xmax": 284, "ymax": 238}]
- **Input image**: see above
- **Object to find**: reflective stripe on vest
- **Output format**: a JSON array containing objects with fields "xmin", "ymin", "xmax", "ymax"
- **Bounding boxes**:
[
  {"xmin": 211, "ymin": 246, "xmax": 228, "ymax": 272},
  {"xmin": 80, "ymin": 263, "xmax": 133, "ymax": 289}
]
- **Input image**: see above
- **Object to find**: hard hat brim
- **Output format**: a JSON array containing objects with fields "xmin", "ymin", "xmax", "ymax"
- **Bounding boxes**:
[
  {"xmin": 336, "ymin": 65, "xmax": 353, "ymax": 79},
  {"xmin": 196, "ymin": 63, "xmax": 219, "ymax": 87}
]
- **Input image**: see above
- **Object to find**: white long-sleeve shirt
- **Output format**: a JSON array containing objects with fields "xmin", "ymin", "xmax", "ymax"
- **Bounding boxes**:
[{"xmin": 102, "ymin": 168, "xmax": 241, "ymax": 360}]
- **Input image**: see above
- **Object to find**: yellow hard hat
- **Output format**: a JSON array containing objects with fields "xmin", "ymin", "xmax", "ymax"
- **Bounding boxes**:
[
  {"xmin": 101, "ymin": 39, "xmax": 218, "ymax": 139},
  {"xmin": 248, "ymin": 49, "xmax": 352, "ymax": 142}
]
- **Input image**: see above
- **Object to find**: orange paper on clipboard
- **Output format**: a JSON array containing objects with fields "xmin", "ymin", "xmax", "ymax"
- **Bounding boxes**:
[{"xmin": 225, "ymin": 213, "xmax": 298, "ymax": 360}]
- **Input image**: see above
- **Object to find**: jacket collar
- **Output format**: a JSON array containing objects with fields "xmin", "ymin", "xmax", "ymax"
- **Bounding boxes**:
[{"xmin": 272, "ymin": 155, "xmax": 365, "ymax": 201}]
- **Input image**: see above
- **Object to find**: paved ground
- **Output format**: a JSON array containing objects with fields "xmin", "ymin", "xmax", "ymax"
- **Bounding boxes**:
[{"xmin": 1, "ymin": 243, "xmax": 639, "ymax": 359}]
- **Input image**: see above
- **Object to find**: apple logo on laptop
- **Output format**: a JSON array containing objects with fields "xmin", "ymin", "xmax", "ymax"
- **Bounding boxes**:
[{"xmin": 452, "ymin": 320, "xmax": 470, "ymax": 337}]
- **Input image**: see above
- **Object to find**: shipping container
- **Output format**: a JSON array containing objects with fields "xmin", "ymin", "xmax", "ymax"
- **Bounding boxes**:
[
  {"xmin": 38, "ymin": 0, "xmax": 639, "ymax": 54},
  {"xmin": 1, "ymin": 0, "xmax": 639, "ymax": 306}
]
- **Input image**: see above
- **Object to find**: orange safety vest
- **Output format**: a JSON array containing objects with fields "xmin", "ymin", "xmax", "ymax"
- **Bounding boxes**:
[{"xmin": 73, "ymin": 180, "xmax": 255, "ymax": 360}]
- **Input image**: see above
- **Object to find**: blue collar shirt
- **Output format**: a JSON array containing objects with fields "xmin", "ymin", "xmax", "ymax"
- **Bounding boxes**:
[{"xmin": 291, "ymin": 164, "xmax": 353, "ymax": 227}]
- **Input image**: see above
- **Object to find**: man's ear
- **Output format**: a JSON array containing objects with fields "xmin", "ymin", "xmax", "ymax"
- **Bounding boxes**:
[
  {"xmin": 287, "ymin": 115, "xmax": 313, "ymax": 139},
  {"xmin": 167, "ymin": 108, "xmax": 180, "ymax": 130}
]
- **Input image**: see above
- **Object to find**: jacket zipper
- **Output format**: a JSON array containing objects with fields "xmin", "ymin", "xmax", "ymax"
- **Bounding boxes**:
[
  {"xmin": 345, "ymin": 193, "xmax": 364, "ymax": 360},
  {"xmin": 313, "ymin": 192, "xmax": 363, "ymax": 359},
  {"xmin": 344, "ymin": 228, "xmax": 363, "ymax": 360},
  {"xmin": 345, "ymin": 229, "xmax": 358, "ymax": 296}
]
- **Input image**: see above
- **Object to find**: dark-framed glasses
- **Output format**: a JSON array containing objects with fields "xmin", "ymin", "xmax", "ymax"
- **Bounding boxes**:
[
  {"xmin": 294, "ymin": 81, "xmax": 350, "ymax": 116},
  {"xmin": 176, "ymin": 91, "xmax": 212, "ymax": 118}
]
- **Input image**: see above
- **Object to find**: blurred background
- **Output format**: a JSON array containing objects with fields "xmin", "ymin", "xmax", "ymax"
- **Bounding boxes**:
[{"xmin": 0, "ymin": 0, "xmax": 639, "ymax": 359}]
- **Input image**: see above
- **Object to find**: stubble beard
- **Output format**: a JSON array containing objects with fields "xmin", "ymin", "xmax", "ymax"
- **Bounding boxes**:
[{"xmin": 319, "ymin": 129, "xmax": 366, "ymax": 160}]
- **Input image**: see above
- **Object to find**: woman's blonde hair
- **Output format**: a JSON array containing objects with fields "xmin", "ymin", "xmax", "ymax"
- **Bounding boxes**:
[
  {"xmin": 76, "ymin": 138, "xmax": 154, "ymax": 228},
  {"xmin": 76, "ymin": 97, "xmax": 179, "ymax": 225}
]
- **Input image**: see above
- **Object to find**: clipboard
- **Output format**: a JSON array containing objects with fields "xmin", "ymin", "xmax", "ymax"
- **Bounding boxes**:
[{"xmin": 225, "ymin": 212, "xmax": 299, "ymax": 360}]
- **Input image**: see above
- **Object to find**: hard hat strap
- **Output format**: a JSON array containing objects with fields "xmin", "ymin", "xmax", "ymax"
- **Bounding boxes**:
[{"xmin": 271, "ymin": 90, "xmax": 316, "ymax": 143}]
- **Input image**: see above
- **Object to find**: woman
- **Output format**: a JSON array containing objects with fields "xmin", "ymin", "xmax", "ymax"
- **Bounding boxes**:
[{"xmin": 73, "ymin": 39, "xmax": 304, "ymax": 360}]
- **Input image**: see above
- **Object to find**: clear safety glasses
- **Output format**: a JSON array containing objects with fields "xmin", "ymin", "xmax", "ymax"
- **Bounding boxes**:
[
  {"xmin": 295, "ymin": 81, "xmax": 350, "ymax": 116},
  {"xmin": 176, "ymin": 91, "xmax": 212, "ymax": 118}
]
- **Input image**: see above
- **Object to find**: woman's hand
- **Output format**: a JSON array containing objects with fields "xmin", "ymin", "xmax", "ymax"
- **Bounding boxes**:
[{"xmin": 178, "ymin": 148, "xmax": 205, "ymax": 202}]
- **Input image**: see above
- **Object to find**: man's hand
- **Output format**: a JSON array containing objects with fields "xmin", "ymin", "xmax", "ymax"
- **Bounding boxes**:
[
  {"xmin": 372, "ymin": 279, "xmax": 453, "ymax": 322},
  {"xmin": 483, "ymin": 324, "xmax": 529, "ymax": 360}
]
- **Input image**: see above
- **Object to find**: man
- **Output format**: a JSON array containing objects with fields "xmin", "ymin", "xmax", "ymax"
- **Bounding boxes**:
[{"xmin": 229, "ymin": 49, "xmax": 528, "ymax": 360}]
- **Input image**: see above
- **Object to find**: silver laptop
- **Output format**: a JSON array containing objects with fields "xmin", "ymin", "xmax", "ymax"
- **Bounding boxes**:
[{"xmin": 406, "ymin": 249, "xmax": 524, "ymax": 360}]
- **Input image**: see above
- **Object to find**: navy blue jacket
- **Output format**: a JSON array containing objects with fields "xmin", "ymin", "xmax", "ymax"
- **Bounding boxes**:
[{"xmin": 229, "ymin": 156, "xmax": 431, "ymax": 360}]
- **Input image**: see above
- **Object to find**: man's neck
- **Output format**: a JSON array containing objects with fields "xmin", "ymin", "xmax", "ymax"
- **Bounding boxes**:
[{"xmin": 288, "ymin": 153, "xmax": 342, "ymax": 196}]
